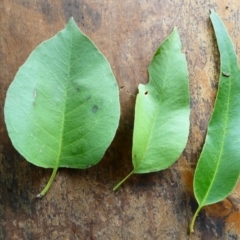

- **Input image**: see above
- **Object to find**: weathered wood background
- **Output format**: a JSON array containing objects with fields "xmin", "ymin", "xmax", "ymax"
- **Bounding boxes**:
[{"xmin": 1, "ymin": 0, "xmax": 240, "ymax": 239}]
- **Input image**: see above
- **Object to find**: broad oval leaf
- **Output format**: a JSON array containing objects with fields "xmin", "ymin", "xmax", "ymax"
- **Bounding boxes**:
[
  {"xmin": 113, "ymin": 28, "xmax": 190, "ymax": 190},
  {"xmin": 190, "ymin": 10, "xmax": 240, "ymax": 232},
  {"xmin": 4, "ymin": 18, "xmax": 120, "ymax": 197}
]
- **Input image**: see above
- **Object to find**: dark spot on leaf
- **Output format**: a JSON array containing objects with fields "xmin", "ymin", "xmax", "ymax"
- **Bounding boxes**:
[
  {"xmin": 144, "ymin": 91, "xmax": 149, "ymax": 95},
  {"xmin": 92, "ymin": 105, "xmax": 98, "ymax": 113}
]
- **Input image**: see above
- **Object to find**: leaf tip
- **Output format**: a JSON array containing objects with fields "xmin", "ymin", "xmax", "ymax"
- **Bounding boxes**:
[
  {"xmin": 170, "ymin": 26, "xmax": 179, "ymax": 38},
  {"xmin": 67, "ymin": 17, "xmax": 78, "ymax": 28},
  {"xmin": 69, "ymin": 16, "xmax": 75, "ymax": 22},
  {"xmin": 170, "ymin": 26, "xmax": 180, "ymax": 42}
]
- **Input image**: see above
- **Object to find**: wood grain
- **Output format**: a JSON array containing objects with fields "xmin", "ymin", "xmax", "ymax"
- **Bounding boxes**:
[{"xmin": 1, "ymin": 0, "xmax": 240, "ymax": 239}]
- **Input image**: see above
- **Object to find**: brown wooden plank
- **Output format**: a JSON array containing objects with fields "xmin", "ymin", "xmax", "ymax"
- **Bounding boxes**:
[{"xmin": 1, "ymin": 0, "xmax": 240, "ymax": 239}]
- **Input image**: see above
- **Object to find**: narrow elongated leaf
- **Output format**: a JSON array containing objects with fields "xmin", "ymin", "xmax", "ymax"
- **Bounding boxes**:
[
  {"xmin": 190, "ymin": 10, "xmax": 240, "ymax": 232},
  {"xmin": 113, "ymin": 28, "xmax": 190, "ymax": 190},
  {"xmin": 4, "ymin": 18, "xmax": 120, "ymax": 197}
]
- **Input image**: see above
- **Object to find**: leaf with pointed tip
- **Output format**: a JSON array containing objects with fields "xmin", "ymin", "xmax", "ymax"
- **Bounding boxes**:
[
  {"xmin": 4, "ymin": 18, "xmax": 120, "ymax": 197},
  {"xmin": 113, "ymin": 28, "xmax": 190, "ymax": 191},
  {"xmin": 190, "ymin": 10, "xmax": 240, "ymax": 233}
]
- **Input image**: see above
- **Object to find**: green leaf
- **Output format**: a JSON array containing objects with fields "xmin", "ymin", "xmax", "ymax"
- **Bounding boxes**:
[
  {"xmin": 113, "ymin": 28, "xmax": 190, "ymax": 191},
  {"xmin": 190, "ymin": 10, "xmax": 240, "ymax": 233},
  {"xmin": 4, "ymin": 18, "xmax": 120, "ymax": 197}
]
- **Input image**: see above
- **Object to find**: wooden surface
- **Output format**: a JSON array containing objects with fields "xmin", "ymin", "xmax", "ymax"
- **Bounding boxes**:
[{"xmin": 1, "ymin": 0, "xmax": 240, "ymax": 239}]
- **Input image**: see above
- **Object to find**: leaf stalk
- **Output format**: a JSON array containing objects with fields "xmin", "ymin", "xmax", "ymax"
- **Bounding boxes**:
[
  {"xmin": 36, "ymin": 166, "xmax": 58, "ymax": 198},
  {"xmin": 113, "ymin": 170, "xmax": 135, "ymax": 191},
  {"xmin": 189, "ymin": 205, "xmax": 202, "ymax": 233}
]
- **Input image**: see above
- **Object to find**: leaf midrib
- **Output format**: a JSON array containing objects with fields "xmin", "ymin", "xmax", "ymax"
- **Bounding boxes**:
[
  {"xmin": 134, "ymin": 50, "xmax": 171, "ymax": 172},
  {"xmin": 197, "ymin": 38, "xmax": 235, "ymax": 207},
  {"xmin": 55, "ymin": 27, "xmax": 74, "ymax": 169}
]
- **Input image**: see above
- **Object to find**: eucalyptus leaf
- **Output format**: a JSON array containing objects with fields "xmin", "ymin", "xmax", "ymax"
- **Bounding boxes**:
[
  {"xmin": 190, "ymin": 10, "xmax": 240, "ymax": 232},
  {"xmin": 113, "ymin": 28, "xmax": 190, "ymax": 191},
  {"xmin": 4, "ymin": 18, "xmax": 120, "ymax": 197}
]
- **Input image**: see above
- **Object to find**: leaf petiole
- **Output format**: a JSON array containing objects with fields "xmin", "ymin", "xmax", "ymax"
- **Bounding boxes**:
[
  {"xmin": 36, "ymin": 166, "xmax": 58, "ymax": 198},
  {"xmin": 189, "ymin": 205, "xmax": 202, "ymax": 233},
  {"xmin": 113, "ymin": 170, "xmax": 135, "ymax": 191}
]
